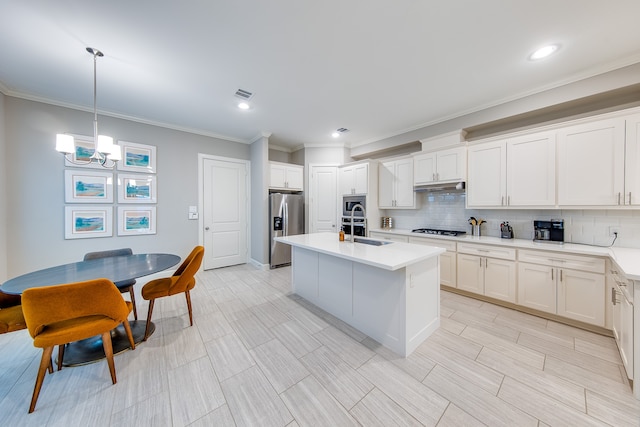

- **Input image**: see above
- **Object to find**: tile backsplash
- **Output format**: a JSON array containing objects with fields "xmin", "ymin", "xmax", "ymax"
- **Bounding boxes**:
[{"xmin": 381, "ymin": 192, "xmax": 640, "ymax": 249}]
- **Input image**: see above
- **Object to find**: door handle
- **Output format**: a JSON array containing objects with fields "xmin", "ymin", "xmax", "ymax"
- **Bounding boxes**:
[{"xmin": 205, "ymin": 227, "xmax": 210, "ymax": 231}]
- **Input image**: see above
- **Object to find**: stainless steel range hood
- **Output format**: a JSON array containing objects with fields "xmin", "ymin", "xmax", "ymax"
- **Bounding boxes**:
[{"xmin": 414, "ymin": 181, "xmax": 465, "ymax": 192}]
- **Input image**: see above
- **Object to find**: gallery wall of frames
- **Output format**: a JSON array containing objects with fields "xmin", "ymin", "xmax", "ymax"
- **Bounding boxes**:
[{"xmin": 63, "ymin": 137, "xmax": 157, "ymax": 239}]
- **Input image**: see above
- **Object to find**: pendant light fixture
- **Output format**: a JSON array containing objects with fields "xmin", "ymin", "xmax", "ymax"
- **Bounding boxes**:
[{"xmin": 56, "ymin": 47, "xmax": 121, "ymax": 167}]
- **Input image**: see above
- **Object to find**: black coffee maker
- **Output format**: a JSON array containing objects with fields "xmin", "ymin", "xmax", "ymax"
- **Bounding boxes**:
[{"xmin": 533, "ymin": 219, "xmax": 564, "ymax": 243}]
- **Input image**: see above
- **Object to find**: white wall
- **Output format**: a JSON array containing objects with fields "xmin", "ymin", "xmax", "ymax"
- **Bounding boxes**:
[
  {"xmin": 384, "ymin": 192, "xmax": 640, "ymax": 248},
  {"xmin": 0, "ymin": 93, "xmax": 7, "ymax": 281},
  {"xmin": 3, "ymin": 97, "xmax": 250, "ymax": 278}
]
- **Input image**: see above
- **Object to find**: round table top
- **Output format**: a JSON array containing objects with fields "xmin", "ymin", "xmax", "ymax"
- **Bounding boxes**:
[{"xmin": 0, "ymin": 253, "xmax": 181, "ymax": 295}]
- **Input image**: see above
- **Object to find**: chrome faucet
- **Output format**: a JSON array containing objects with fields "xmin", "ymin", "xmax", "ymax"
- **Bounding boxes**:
[{"xmin": 350, "ymin": 204, "xmax": 366, "ymax": 242}]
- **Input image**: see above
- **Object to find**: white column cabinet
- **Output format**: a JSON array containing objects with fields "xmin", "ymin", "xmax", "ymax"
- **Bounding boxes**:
[
  {"xmin": 557, "ymin": 117, "xmax": 625, "ymax": 206},
  {"xmin": 625, "ymin": 113, "xmax": 640, "ymax": 205},
  {"xmin": 378, "ymin": 157, "xmax": 415, "ymax": 209},
  {"xmin": 609, "ymin": 265, "xmax": 634, "ymax": 380},
  {"xmin": 414, "ymin": 147, "xmax": 466, "ymax": 185},
  {"xmin": 270, "ymin": 162, "xmax": 303, "ymax": 191},
  {"xmin": 340, "ymin": 163, "xmax": 369, "ymax": 195}
]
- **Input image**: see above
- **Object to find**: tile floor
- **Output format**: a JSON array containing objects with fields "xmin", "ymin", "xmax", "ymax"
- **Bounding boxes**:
[{"xmin": 1, "ymin": 264, "xmax": 639, "ymax": 426}]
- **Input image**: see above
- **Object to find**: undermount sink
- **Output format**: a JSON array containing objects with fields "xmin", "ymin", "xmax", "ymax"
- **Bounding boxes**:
[{"xmin": 353, "ymin": 237, "xmax": 393, "ymax": 246}]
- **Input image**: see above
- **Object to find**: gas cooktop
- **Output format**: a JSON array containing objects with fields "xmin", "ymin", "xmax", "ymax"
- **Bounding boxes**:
[{"xmin": 411, "ymin": 228, "xmax": 467, "ymax": 236}]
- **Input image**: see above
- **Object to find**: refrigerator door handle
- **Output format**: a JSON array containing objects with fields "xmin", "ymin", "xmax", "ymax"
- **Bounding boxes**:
[{"xmin": 283, "ymin": 202, "xmax": 288, "ymax": 236}]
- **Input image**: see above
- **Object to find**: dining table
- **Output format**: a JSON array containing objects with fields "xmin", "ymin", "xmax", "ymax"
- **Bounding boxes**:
[{"xmin": 0, "ymin": 253, "xmax": 180, "ymax": 366}]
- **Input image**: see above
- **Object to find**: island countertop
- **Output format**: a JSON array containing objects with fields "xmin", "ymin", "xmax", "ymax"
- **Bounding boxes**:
[{"xmin": 275, "ymin": 232, "xmax": 445, "ymax": 271}]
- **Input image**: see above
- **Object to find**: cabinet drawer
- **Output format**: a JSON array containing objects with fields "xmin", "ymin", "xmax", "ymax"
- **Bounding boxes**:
[
  {"xmin": 408, "ymin": 236, "xmax": 456, "ymax": 252},
  {"xmin": 369, "ymin": 232, "xmax": 409, "ymax": 243},
  {"xmin": 457, "ymin": 243, "xmax": 516, "ymax": 260},
  {"xmin": 519, "ymin": 250, "xmax": 605, "ymax": 274}
]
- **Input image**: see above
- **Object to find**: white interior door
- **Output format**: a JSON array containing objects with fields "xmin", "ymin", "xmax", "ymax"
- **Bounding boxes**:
[
  {"xmin": 202, "ymin": 157, "xmax": 248, "ymax": 269},
  {"xmin": 310, "ymin": 165, "xmax": 338, "ymax": 233}
]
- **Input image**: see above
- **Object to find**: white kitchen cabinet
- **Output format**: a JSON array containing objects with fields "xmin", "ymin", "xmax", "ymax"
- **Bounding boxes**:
[
  {"xmin": 413, "ymin": 146, "xmax": 466, "ymax": 185},
  {"xmin": 557, "ymin": 117, "xmax": 625, "ymax": 206},
  {"xmin": 408, "ymin": 236, "xmax": 457, "ymax": 287},
  {"xmin": 625, "ymin": 113, "xmax": 640, "ymax": 206},
  {"xmin": 518, "ymin": 249, "xmax": 605, "ymax": 326},
  {"xmin": 369, "ymin": 231, "xmax": 409, "ymax": 243},
  {"xmin": 378, "ymin": 157, "xmax": 416, "ymax": 209},
  {"xmin": 467, "ymin": 131, "xmax": 555, "ymax": 208},
  {"xmin": 270, "ymin": 162, "xmax": 303, "ymax": 191},
  {"xmin": 456, "ymin": 243, "xmax": 516, "ymax": 303},
  {"xmin": 340, "ymin": 162, "xmax": 370, "ymax": 195},
  {"xmin": 609, "ymin": 265, "xmax": 634, "ymax": 380}
]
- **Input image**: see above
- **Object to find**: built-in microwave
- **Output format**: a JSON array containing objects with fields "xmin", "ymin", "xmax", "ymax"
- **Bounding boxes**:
[{"xmin": 343, "ymin": 195, "xmax": 366, "ymax": 217}]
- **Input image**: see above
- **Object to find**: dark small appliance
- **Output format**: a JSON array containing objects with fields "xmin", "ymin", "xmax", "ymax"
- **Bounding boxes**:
[{"xmin": 533, "ymin": 219, "xmax": 564, "ymax": 243}]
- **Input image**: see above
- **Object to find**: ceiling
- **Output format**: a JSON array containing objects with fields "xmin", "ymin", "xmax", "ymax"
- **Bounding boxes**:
[{"xmin": 1, "ymin": 1, "xmax": 640, "ymax": 151}]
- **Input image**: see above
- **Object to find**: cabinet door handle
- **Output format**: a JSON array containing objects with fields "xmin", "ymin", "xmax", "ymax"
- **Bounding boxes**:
[
  {"xmin": 551, "ymin": 268, "xmax": 554, "ymax": 281},
  {"xmin": 611, "ymin": 287, "xmax": 618, "ymax": 305},
  {"xmin": 501, "ymin": 196, "xmax": 504, "ymax": 206},
  {"xmin": 433, "ymin": 173, "xmax": 436, "ymax": 181},
  {"xmin": 618, "ymin": 192, "xmax": 621, "ymax": 205},
  {"xmin": 507, "ymin": 195, "xmax": 510, "ymax": 206},
  {"xmin": 479, "ymin": 257, "xmax": 482, "ymax": 267},
  {"xmin": 629, "ymin": 192, "xmax": 632, "ymax": 205},
  {"xmin": 560, "ymin": 269, "xmax": 563, "ymax": 282},
  {"xmin": 485, "ymin": 258, "xmax": 488, "ymax": 268}
]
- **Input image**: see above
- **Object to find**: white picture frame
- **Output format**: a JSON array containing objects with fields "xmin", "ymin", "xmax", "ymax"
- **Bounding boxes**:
[
  {"xmin": 64, "ymin": 170, "xmax": 113, "ymax": 203},
  {"xmin": 117, "ymin": 141, "xmax": 156, "ymax": 173},
  {"xmin": 65, "ymin": 206, "xmax": 113, "ymax": 239},
  {"xmin": 117, "ymin": 206, "xmax": 157, "ymax": 236},
  {"xmin": 63, "ymin": 134, "xmax": 106, "ymax": 170},
  {"xmin": 117, "ymin": 174, "xmax": 157, "ymax": 203}
]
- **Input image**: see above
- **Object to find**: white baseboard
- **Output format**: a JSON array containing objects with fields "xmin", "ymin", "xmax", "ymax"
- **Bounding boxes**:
[{"xmin": 249, "ymin": 258, "xmax": 270, "ymax": 271}]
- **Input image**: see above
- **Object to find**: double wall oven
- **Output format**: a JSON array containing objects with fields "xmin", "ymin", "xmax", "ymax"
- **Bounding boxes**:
[{"xmin": 341, "ymin": 195, "xmax": 366, "ymax": 237}]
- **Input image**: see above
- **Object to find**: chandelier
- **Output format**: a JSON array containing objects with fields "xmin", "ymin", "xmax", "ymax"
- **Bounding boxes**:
[{"xmin": 56, "ymin": 47, "xmax": 121, "ymax": 167}]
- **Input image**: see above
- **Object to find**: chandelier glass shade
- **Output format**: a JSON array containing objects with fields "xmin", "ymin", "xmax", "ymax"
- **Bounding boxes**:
[{"xmin": 56, "ymin": 47, "xmax": 121, "ymax": 167}]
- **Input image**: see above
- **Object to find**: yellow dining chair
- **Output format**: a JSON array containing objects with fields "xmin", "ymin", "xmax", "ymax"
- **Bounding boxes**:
[
  {"xmin": 141, "ymin": 246, "xmax": 204, "ymax": 340},
  {"xmin": 22, "ymin": 278, "xmax": 135, "ymax": 413},
  {"xmin": 84, "ymin": 248, "xmax": 138, "ymax": 320},
  {"xmin": 0, "ymin": 291, "xmax": 26, "ymax": 334}
]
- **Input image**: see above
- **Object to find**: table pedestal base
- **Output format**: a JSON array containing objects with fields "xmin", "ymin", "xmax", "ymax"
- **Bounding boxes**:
[{"xmin": 60, "ymin": 320, "xmax": 155, "ymax": 367}]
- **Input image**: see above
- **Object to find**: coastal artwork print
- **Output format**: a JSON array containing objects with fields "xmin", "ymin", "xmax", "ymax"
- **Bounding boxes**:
[
  {"xmin": 117, "ymin": 174, "xmax": 157, "ymax": 203},
  {"xmin": 64, "ymin": 170, "xmax": 113, "ymax": 203},
  {"xmin": 65, "ymin": 206, "xmax": 113, "ymax": 239},
  {"xmin": 118, "ymin": 206, "xmax": 156, "ymax": 236},
  {"xmin": 64, "ymin": 135, "xmax": 104, "ymax": 169},
  {"xmin": 117, "ymin": 141, "xmax": 156, "ymax": 173}
]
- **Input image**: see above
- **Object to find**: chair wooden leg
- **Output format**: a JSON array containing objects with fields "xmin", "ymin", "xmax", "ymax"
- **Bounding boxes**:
[
  {"xmin": 29, "ymin": 346, "xmax": 54, "ymax": 413},
  {"xmin": 56, "ymin": 344, "xmax": 65, "ymax": 371},
  {"xmin": 144, "ymin": 299, "xmax": 155, "ymax": 341},
  {"xmin": 185, "ymin": 290, "xmax": 193, "ymax": 326},
  {"xmin": 101, "ymin": 331, "xmax": 117, "ymax": 384},
  {"xmin": 122, "ymin": 320, "xmax": 135, "ymax": 350},
  {"xmin": 128, "ymin": 286, "xmax": 138, "ymax": 320}
]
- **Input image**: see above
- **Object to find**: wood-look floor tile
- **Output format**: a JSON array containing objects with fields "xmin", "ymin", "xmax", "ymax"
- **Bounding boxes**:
[
  {"xmin": 451, "ymin": 310, "xmax": 520, "ymax": 342},
  {"xmin": 574, "ymin": 337, "xmax": 623, "ymax": 364},
  {"xmin": 476, "ymin": 347, "xmax": 586, "ymax": 411},
  {"xmin": 188, "ymin": 403, "xmax": 236, "ymax": 427},
  {"xmin": 231, "ymin": 313, "xmax": 275, "ymax": 349},
  {"xmin": 349, "ymin": 387, "xmax": 423, "ymax": 427},
  {"xmin": 314, "ymin": 327, "xmax": 375, "ymax": 370},
  {"xmin": 493, "ymin": 314, "xmax": 574, "ymax": 348},
  {"xmin": 111, "ymin": 361, "xmax": 168, "ymax": 414},
  {"xmin": 585, "ymin": 389, "xmax": 640, "ymax": 427},
  {"xmin": 167, "ymin": 356, "xmax": 225, "ymax": 426},
  {"xmin": 439, "ymin": 315, "xmax": 467, "ymax": 335},
  {"xmin": 417, "ymin": 339, "xmax": 504, "ymax": 395},
  {"xmin": 250, "ymin": 339, "xmax": 309, "ymax": 394},
  {"xmin": 195, "ymin": 310, "xmax": 235, "ymax": 343},
  {"xmin": 271, "ymin": 320, "xmax": 322, "ymax": 358},
  {"xmin": 163, "ymin": 325, "xmax": 208, "ymax": 370},
  {"xmin": 250, "ymin": 301, "xmax": 290, "ymax": 328},
  {"xmin": 498, "ymin": 376, "xmax": 604, "ymax": 426},
  {"xmin": 280, "ymin": 375, "xmax": 359, "ymax": 426},
  {"xmin": 362, "ymin": 336, "xmax": 436, "ymax": 381},
  {"xmin": 517, "ymin": 332, "xmax": 623, "ymax": 381},
  {"xmin": 319, "ymin": 312, "xmax": 368, "ymax": 342},
  {"xmin": 436, "ymin": 403, "xmax": 486, "ymax": 427},
  {"xmin": 423, "ymin": 365, "xmax": 537, "ymax": 427},
  {"xmin": 440, "ymin": 304, "xmax": 455, "ymax": 318},
  {"xmin": 286, "ymin": 307, "xmax": 329, "ymax": 335},
  {"xmin": 111, "ymin": 391, "xmax": 171, "ymax": 427},
  {"xmin": 426, "ymin": 328, "xmax": 483, "ymax": 360},
  {"xmin": 205, "ymin": 333, "xmax": 255, "ymax": 382},
  {"xmin": 461, "ymin": 326, "xmax": 545, "ymax": 369},
  {"xmin": 300, "ymin": 345, "xmax": 373, "ymax": 409},
  {"xmin": 218, "ymin": 298, "xmax": 252, "ymax": 322},
  {"xmin": 210, "ymin": 287, "xmax": 238, "ymax": 304},
  {"xmin": 222, "ymin": 365, "xmax": 293, "ymax": 427},
  {"xmin": 358, "ymin": 355, "xmax": 449, "ymax": 426}
]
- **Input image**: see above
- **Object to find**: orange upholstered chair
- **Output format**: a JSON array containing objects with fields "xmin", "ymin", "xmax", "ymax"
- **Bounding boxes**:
[
  {"xmin": 141, "ymin": 246, "xmax": 204, "ymax": 340},
  {"xmin": 84, "ymin": 248, "xmax": 138, "ymax": 320},
  {"xmin": 22, "ymin": 279, "xmax": 135, "ymax": 413},
  {"xmin": 0, "ymin": 291, "xmax": 26, "ymax": 334}
]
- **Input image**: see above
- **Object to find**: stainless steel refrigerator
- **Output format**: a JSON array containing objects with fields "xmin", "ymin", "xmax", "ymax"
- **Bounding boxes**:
[{"xmin": 269, "ymin": 193, "xmax": 304, "ymax": 268}]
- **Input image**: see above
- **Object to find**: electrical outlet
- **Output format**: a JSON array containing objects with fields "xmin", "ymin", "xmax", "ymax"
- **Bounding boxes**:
[{"xmin": 609, "ymin": 226, "xmax": 620, "ymax": 237}]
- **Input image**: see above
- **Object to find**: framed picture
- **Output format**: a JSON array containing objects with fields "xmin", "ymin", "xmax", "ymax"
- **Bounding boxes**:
[
  {"xmin": 64, "ymin": 134, "xmax": 106, "ymax": 170},
  {"xmin": 117, "ymin": 174, "xmax": 157, "ymax": 203},
  {"xmin": 117, "ymin": 206, "xmax": 156, "ymax": 236},
  {"xmin": 64, "ymin": 170, "xmax": 113, "ymax": 203},
  {"xmin": 65, "ymin": 206, "xmax": 113, "ymax": 239},
  {"xmin": 117, "ymin": 141, "xmax": 156, "ymax": 173}
]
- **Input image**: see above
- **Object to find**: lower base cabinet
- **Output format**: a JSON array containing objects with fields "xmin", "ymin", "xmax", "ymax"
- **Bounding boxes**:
[
  {"xmin": 408, "ymin": 236, "xmax": 457, "ymax": 287},
  {"xmin": 518, "ymin": 263, "xmax": 557, "ymax": 314}
]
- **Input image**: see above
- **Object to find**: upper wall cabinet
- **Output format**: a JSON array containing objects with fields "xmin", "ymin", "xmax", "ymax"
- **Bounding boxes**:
[
  {"xmin": 413, "ymin": 146, "xmax": 466, "ymax": 185},
  {"xmin": 379, "ymin": 157, "xmax": 416, "ymax": 209},
  {"xmin": 624, "ymin": 113, "xmax": 640, "ymax": 206},
  {"xmin": 467, "ymin": 131, "xmax": 556, "ymax": 208},
  {"xmin": 340, "ymin": 162, "xmax": 370, "ymax": 195},
  {"xmin": 557, "ymin": 118, "xmax": 625, "ymax": 206},
  {"xmin": 270, "ymin": 162, "xmax": 304, "ymax": 191}
]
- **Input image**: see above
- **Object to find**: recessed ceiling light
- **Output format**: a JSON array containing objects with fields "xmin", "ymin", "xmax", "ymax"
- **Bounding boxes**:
[
  {"xmin": 331, "ymin": 132, "xmax": 340, "ymax": 138},
  {"xmin": 238, "ymin": 102, "xmax": 250, "ymax": 110},
  {"xmin": 332, "ymin": 128, "xmax": 349, "ymax": 138},
  {"xmin": 529, "ymin": 44, "xmax": 559, "ymax": 61}
]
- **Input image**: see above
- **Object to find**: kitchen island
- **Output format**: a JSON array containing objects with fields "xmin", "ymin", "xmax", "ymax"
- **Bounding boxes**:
[{"xmin": 274, "ymin": 233, "xmax": 445, "ymax": 357}]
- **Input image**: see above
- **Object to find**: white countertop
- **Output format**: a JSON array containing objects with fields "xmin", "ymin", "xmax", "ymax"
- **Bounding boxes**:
[
  {"xmin": 275, "ymin": 232, "xmax": 445, "ymax": 271},
  {"xmin": 371, "ymin": 228, "xmax": 640, "ymax": 280}
]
